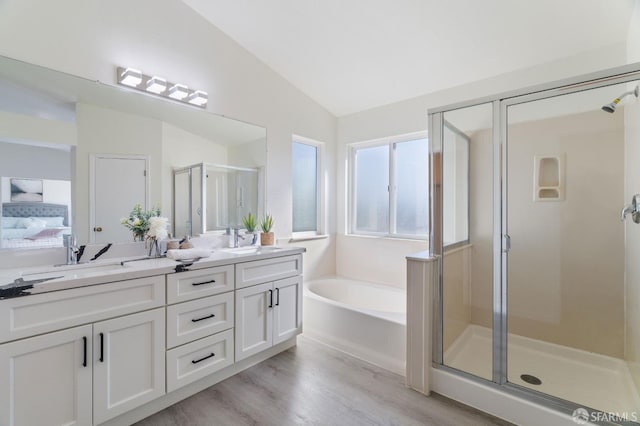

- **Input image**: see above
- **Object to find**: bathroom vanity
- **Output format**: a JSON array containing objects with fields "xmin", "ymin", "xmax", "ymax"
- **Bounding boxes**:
[{"xmin": 0, "ymin": 247, "xmax": 304, "ymax": 426}]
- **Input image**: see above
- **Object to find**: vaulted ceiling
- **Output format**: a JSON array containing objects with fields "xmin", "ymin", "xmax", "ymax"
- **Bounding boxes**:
[{"xmin": 183, "ymin": 0, "xmax": 636, "ymax": 116}]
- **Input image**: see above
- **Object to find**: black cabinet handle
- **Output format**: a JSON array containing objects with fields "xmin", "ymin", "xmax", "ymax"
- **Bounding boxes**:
[
  {"xmin": 99, "ymin": 332, "xmax": 104, "ymax": 363},
  {"xmin": 275, "ymin": 288, "xmax": 280, "ymax": 306},
  {"xmin": 268, "ymin": 289, "xmax": 273, "ymax": 308},
  {"xmin": 82, "ymin": 336, "xmax": 87, "ymax": 367},
  {"xmin": 192, "ymin": 352, "xmax": 215, "ymax": 364},
  {"xmin": 192, "ymin": 279, "xmax": 215, "ymax": 286},
  {"xmin": 191, "ymin": 313, "xmax": 215, "ymax": 322}
]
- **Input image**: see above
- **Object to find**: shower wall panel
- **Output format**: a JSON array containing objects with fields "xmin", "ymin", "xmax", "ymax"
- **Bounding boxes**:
[
  {"xmin": 506, "ymin": 109, "xmax": 624, "ymax": 358},
  {"xmin": 442, "ymin": 246, "xmax": 472, "ymax": 352}
]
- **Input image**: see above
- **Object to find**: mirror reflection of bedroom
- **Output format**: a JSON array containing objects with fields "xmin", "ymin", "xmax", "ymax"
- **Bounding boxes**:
[{"xmin": 0, "ymin": 140, "xmax": 72, "ymax": 249}]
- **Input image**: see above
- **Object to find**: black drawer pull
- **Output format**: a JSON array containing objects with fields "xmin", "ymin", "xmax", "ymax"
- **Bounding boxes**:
[
  {"xmin": 191, "ymin": 313, "xmax": 215, "ymax": 322},
  {"xmin": 82, "ymin": 336, "xmax": 87, "ymax": 367},
  {"xmin": 99, "ymin": 332, "xmax": 104, "ymax": 363},
  {"xmin": 192, "ymin": 279, "xmax": 216, "ymax": 286},
  {"xmin": 275, "ymin": 287, "xmax": 280, "ymax": 306},
  {"xmin": 192, "ymin": 352, "xmax": 215, "ymax": 364},
  {"xmin": 268, "ymin": 289, "xmax": 273, "ymax": 308}
]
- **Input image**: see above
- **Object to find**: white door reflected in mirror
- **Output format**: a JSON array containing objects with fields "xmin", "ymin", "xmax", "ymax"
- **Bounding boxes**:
[{"xmin": 91, "ymin": 155, "xmax": 148, "ymax": 244}]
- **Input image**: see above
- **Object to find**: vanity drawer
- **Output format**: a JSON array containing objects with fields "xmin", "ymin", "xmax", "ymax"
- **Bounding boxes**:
[
  {"xmin": 166, "ymin": 329, "xmax": 234, "ymax": 392},
  {"xmin": 235, "ymin": 255, "xmax": 302, "ymax": 289},
  {"xmin": 166, "ymin": 265, "xmax": 234, "ymax": 304},
  {"xmin": 166, "ymin": 292, "xmax": 234, "ymax": 348},
  {"xmin": 0, "ymin": 275, "xmax": 165, "ymax": 343}
]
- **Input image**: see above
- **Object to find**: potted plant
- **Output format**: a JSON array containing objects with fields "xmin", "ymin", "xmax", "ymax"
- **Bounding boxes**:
[
  {"xmin": 259, "ymin": 214, "xmax": 275, "ymax": 246},
  {"xmin": 242, "ymin": 212, "xmax": 258, "ymax": 245}
]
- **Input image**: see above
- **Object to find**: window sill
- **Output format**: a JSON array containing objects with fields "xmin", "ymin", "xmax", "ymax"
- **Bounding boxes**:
[
  {"xmin": 288, "ymin": 234, "xmax": 330, "ymax": 243},
  {"xmin": 344, "ymin": 233, "xmax": 428, "ymax": 243}
]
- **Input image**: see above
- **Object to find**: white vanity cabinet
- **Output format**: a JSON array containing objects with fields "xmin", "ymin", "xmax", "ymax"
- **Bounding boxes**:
[
  {"xmin": 0, "ymin": 275, "xmax": 166, "ymax": 426},
  {"xmin": 0, "ymin": 249, "xmax": 305, "ymax": 426},
  {"xmin": 235, "ymin": 255, "xmax": 303, "ymax": 362},
  {"xmin": 93, "ymin": 308, "xmax": 165, "ymax": 424},
  {"xmin": 0, "ymin": 325, "xmax": 93, "ymax": 426}
]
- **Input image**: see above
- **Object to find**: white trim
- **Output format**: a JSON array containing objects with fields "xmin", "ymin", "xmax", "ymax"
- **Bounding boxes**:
[
  {"xmin": 431, "ymin": 368, "xmax": 577, "ymax": 426},
  {"xmin": 89, "ymin": 153, "xmax": 150, "ymax": 243}
]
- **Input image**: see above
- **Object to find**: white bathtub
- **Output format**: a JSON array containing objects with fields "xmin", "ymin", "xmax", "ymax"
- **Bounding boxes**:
[{"xmin": 303, "ymin": 276, "xmax": 406, "ymax": 375}]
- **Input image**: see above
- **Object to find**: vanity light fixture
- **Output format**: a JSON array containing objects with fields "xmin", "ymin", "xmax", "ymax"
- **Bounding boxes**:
[
  {"xmin": 167, "ymin": 83, "xmax": 189, "ymax": 100},
  {"xmin": 146, "ymin": 76, "xmax": 167, "ymax": 94},
  {"xmin": 115, "ymin": 66, "xmax": 208, "ymax": 108},
  {"xmin": 119, "ymin": 68, "xmax": 143, "ymax": 87},
  {"xmin": 187, "ymin": 90, "xmax": 208, "ymax": 106}
]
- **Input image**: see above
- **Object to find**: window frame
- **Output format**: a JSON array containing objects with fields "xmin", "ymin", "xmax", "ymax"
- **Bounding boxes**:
[
  {"xmin": 292, "ymin": 135, "xmax": 324, "ymax": 238},
  {"xmin": 348, "ymin": 131, "xmax": 429, "ymax": 240}
]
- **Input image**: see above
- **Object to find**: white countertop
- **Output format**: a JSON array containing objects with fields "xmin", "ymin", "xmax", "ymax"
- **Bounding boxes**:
[{"xmin": 0, "ymin": 246, "xmax": 305, "ymax": 299}]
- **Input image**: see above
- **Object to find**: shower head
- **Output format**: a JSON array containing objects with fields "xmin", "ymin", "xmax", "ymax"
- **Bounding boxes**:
[{"xmin": 602, "ymin": 84, "xmax": 639, "ymax": 113}]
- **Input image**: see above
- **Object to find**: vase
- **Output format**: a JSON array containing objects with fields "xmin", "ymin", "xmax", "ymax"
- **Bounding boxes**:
[
  {"xmin": 260, "ymin": 232, "xmax": 275, "ymax": 246},
  {"xmin": 133, "ymin": 232, "xmax": 145, "ymax": 242},
  {"xmin": 148, "ymin": 237, "xmax": 161, "ymax": 257}
]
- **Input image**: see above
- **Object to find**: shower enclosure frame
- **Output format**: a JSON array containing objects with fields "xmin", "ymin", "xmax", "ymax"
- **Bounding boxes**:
[{"xmin": 429, "ymin": 62, "xmax": 640, "ymax": 424}]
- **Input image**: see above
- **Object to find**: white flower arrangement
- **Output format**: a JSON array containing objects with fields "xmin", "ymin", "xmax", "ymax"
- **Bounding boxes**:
[
  {"xmin": 147, "ymin": 216, "xmax": 169, "ymax": 241},
  {"xmin": 120, "ymin": 204, "xmax": 168, "ymax": 243}
]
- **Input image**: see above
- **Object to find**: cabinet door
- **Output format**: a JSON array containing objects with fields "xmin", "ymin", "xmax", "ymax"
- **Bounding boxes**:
[
  {"xmin": 273, "ymin": 276, "xmax": 303, "ymax": 345},
  {"xmin": 93, "ymin": 308, "xmax": 165, "ymax": 424},
  {"xmin": 235, "ymin": 282, "xmax": 273, "ymax": 361},
  {"xmin": 0, "ymin": 325, "xmax": 92, "ymax": 426}
]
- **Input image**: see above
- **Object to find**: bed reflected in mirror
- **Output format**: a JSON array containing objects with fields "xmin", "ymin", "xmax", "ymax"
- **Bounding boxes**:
[{"xmin": 0, "ymin": 141, "xmax": 73, "ymax": 249}]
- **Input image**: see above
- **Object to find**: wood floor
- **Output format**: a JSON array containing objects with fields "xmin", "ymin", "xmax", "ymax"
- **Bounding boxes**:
[{"xmin": 136, "ymin": 336, "xmax": 512, "ymax": 426}]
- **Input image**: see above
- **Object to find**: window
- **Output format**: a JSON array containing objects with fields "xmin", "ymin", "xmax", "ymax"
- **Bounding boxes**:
[
  {"xmin": 292, "ymin": 137, "xmax": 321, "ymax": 235},
  {"xmin": 350, "ymin": 133, "xmax": 429, "ymax": 238}
]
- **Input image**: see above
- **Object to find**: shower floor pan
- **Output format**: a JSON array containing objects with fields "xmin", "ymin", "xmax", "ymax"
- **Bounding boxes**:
[{"xmin": 444, "ymin": 324, "xmax": 640, "ymax": 415}]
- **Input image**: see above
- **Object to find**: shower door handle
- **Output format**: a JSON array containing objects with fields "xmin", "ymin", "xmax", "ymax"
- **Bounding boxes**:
[
  {"xmin": 621, "ymin": 194, "xmax": 640, "ymax": 224},
  {"xmin": 503, "ymin": 234, "xmax": 511, "ymax": 253}
]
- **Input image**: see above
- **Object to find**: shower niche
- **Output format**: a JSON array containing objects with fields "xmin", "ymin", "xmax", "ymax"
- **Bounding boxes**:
[
  {"xmin": 173, "ymin": 163, "xmax": 263, "ymax": 238},
  {"xmin": 533, "ymin": 154, "xmax": 564, "ymax": 201}
]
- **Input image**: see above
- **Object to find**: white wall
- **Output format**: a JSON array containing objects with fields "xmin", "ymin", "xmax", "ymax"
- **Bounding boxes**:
[
  {"xmin": 0, "ymin": 141, "xmax": 71, "ymax": 181},
  {"xmin": 0, "ymin": 0, "xmax": 337, "ymax": 278},
  {"xmin": 0, "ymin": 110, "xmax": 77, "ymax": 147}
]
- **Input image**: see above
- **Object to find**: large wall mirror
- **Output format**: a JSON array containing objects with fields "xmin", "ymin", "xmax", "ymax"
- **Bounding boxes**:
[{"xmin": 0, "ymin": 55, "xmax": 267, "ymax": 250}]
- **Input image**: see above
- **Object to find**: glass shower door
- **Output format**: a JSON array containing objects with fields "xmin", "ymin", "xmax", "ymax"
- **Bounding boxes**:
[{"xmin": 504, "ymin": 82, "xmax": 639, "ymax": 416}]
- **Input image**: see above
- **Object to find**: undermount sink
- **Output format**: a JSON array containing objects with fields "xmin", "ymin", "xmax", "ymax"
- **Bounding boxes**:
[
  {"xmin": 21, "ymin": 262, "xmax": 127, "ymax": 281},
  {"xmin": 219, "ymin": 246, "xmax": 283, "ymax": 255}
]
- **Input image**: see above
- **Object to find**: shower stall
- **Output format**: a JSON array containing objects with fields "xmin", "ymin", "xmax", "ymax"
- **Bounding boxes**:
[{"xmin": 429, "ymin": 65, "xmax": 640, "ymax": 423}]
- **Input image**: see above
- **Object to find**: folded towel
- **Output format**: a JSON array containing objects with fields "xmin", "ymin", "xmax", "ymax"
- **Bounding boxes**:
[{"xmin": 166, "ymin": 248, "xmax": 211, "ymax": 260}]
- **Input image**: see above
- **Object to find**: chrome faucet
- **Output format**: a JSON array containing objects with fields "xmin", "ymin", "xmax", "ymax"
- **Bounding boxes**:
[
  {"xmin": 231, "ymin": 228, "xmax": 244, "ymax": 248},
  {"xmin": 63, "ymin": 234, "xmax": 80, "ymax": 265}
]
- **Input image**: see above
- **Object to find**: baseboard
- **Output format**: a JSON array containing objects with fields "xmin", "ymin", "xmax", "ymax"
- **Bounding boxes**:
[{"xmin": 302, "ymin": 329, "xmax": 405, "ymax": 376}]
